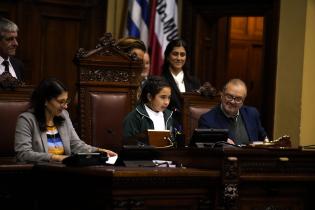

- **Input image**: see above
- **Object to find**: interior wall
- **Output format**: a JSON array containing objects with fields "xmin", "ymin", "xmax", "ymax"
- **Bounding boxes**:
[
  {"xmin": 275, "ymin": 0, "xmax": 315, "ymax": 146},
  {"xmin": 300, "ymin": 0, "xmax": 315, "ymax": 146},
  {"xmin": 106, "ymin": 0, "xmax": 127, "ymax": 39}
]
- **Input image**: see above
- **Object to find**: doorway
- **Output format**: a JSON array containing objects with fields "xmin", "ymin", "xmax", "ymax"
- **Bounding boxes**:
[{"xmin": 181, "ymin": 0, "xmax": 280, "ymax": 138}]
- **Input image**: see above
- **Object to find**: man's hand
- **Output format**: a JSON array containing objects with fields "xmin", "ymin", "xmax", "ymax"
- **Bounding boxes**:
[{"xmin": 227, "ymin": 138, "xmax": 235, "ymax": 145}]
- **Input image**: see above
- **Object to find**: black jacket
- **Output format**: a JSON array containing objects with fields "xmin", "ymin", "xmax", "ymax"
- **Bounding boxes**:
[
  {"xmin": 10, "ymin": 57, "xmax": 24, "ymax": 81},
  {"xmin": 162, "ymin": 70, "xmax": 200, "ymax": 123},
  {"xmin": 123, "ymin": 104, "xmax": 173, "ymax": 145}
]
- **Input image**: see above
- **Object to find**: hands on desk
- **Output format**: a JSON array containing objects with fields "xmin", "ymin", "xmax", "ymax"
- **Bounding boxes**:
[
  {"xmin": 50, "ymin": 148, "xmax": 117, "ymax": 163},
  {"xmin": 51, "ymin": 154, "xmax": 68, "ymax": 162},
  {"xmin": 227, "ymin": 138, "xmax": 235, "ymax": 145},
  {"xmin": 97, "ymin": 148, "xmax": 118, "ymax": 157}
]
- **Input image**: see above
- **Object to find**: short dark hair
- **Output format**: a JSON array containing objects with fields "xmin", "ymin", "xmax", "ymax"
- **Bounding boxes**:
[
  {"xmin": 139, "ymin": 76, "xmax": 171, "ymax": 104},
  {"xmin": 31, "ymin": 78, "xmax": 68, "ymax": 131}
]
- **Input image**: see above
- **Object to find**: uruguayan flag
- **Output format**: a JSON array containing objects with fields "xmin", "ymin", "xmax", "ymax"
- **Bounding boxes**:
[{"xmin": 126, "ymin": 0, "xmax": 150, "ymax": 48}]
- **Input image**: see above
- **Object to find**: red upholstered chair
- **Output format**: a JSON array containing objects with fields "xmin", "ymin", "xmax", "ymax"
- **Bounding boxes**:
[
  {"xmin": 75, "ymin": 33, "xmax": 142, "ymax": 150},
  {"xmin": 89, "ymin": 91, "xmax": 130, "ymax": 149},
  {"xmin": 181, "ymin": 93, "xmax": 220, "ymax": 145},
  {"xmin": 0, "ymin": 86, "xmax": 33, "ymax": 156}
]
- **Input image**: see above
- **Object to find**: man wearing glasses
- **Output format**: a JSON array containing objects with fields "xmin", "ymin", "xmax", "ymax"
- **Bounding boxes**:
[
  {"xmin": 198, "ymin": 78, "xmax": 268, "ymax": 145},
  {"xmin": 0, "ymin": 17, "xmax": 24, "ymax": 80}
]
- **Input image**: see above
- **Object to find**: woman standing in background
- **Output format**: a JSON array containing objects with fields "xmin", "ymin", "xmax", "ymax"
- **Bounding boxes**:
[{"xmin": 161, "ymin": 38, "xmax": 200, "ymax": 123}]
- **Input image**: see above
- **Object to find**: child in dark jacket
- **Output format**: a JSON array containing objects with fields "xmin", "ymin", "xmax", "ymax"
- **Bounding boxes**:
[{"xmin": 123, "ymin": 76, "xmax": 174, "ymax": 145}]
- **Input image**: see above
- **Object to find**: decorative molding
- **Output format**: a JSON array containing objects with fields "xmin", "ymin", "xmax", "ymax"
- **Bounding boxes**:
[
  {"xmin": 0, "ymin": 73, "xmax": 24, "ymax": 90},
  {"xmin": 239, "ymin": 160, "xmax": 315, "ymax": 174},
  {"xmin": 221, "ymin": 157, "xmax": 239, "ymax": 209},
  {"xmin": 75, "ymin": 33, "xmax": 143, "ymax": 148},
  {"xmin": 75, "ymin": 32, "xmax": 139, "ymax": 61},
  {"xmin": 80, "ymin": 68, "xmax": 134, "ymax": 83},
  {"xmin": 223, "ymin": 183, "xmax": 238, "ymax": 206},
  {"xmin": 223, "ymin": 157, "xmax": 239, "ymax": 179},
  {"xmin": 113, "ymin": 199, "xmax": 144, "ymax": 208}
]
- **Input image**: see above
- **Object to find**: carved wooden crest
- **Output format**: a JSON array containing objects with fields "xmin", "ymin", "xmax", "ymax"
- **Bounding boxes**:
[{"xmin": 74, "ymin": 33, "xmax": 142, "ymax": 84}]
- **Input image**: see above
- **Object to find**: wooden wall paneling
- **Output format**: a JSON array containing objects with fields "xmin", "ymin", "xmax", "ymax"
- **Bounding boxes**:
[
  {"xmin": 0, "ymin": 1, "xmax": 18, "ymax": 21},
  {"xmin": 193, "ymin": 14, "xmax": 214, "ymax": 85},
  {"xmin": 181, "ymin": 0, "xmax": 280, "ymax": 138},
  {"xmin": 192, "ymin": 14, "xmax": 229, "ymax": 89},
  {"xmin": 246, "ymin": 43, "xmax": 264, "ymax": 111},
  {"xmin": 13, "ymin": 0, "xmax": 107, "ymax": 123},
  {"xmin": 228, "ymin": 16, "xmax": 264, "ymax": 124}
]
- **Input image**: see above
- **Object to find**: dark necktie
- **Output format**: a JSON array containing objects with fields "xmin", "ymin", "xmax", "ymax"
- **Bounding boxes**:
[{"xmin": 2, "ymin": 60, "xmax": 10, "ymax": 73}]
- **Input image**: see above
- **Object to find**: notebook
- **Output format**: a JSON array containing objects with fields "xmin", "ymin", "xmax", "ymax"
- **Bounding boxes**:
[{"xmin": 146, "ymin": 129, "xmax": 172, "ymax": 147}]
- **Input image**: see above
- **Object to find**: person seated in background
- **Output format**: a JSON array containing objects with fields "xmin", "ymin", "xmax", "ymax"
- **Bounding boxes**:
[
  {"xmin": 117, "ymin": 36, "xmax": 152, "ymax": 99},
  {"xmin": 0, "ymin": 17, "xmax": 24, "ymax": 81},
  {"xmin": 142, "ymin": 52, "xmax": 151, "ymax": 79},
  {"xmin": 15, "ymin": 78, "xmax": 117, "ymax": 163},
  {"xmin": 161, "ymin": 38, "xmax": 200, "ymax": 124},
  {"xmin": 123, "ymin": 76, "xmax": 174, "ymax": 145},
  {"xmin": 198, "ymin": 78, "xmax": 268, "ymax": 145},
  {"xmin": 117, "ymin": 36, "xmax": 146, "ymax": 59}
]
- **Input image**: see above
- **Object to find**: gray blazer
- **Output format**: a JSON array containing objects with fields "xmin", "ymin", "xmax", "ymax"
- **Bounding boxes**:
[{"xmin": 15, "ymin": 110, "xmax": 97, "ymax": 163}]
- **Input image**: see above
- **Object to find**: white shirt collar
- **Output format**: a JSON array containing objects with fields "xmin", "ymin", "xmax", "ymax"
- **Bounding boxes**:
[
  {"xmin": 171, "ymin": 70, "xmax": 185, "ymax": 92},
  {"xmin": 144, "ymin": 104, "xmax": 166, "ymax": 130}
]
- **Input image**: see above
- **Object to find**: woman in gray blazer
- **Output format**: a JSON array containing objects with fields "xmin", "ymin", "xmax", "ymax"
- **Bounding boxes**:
[{"xmin": 15, "ymin": 78, "xmax": 117, "ymax": 163}]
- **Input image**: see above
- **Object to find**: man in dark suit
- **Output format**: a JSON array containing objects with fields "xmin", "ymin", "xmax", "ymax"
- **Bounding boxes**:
[
  {"xmin": 198, "ymin": 78, "xmax": 268, "ymax": 145},
  {"xmin": 0, "ymin": 17, "xmax": 24, "ymax": 81}
]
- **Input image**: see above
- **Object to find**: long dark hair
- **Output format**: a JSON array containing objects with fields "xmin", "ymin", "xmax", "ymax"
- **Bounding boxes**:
[
  {"xmin": 139, "ymin": 76, "xmax": 171, "ymax": 105},
  {"xmin": 31, "ymin": 78, "xmax": 68, "ymax": 131},
  {"xmin": 161, "ymin": 38, "xmax": 194, "ymax": 82}
]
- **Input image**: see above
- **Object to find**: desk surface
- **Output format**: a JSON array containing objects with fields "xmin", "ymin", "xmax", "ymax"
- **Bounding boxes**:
[{"xmin": 1, "ymin": 148, "xmax": 315, "ymax": 210}]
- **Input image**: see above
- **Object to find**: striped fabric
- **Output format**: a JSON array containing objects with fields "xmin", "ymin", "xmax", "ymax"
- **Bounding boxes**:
[
  {"xmin": 126, "ymin": 0, "xmax": 150, "ymax": 47},
  {"xmin": 149, "ymin": 0, "xmax": 178, "ymax": 75},
  {"xmin": 126, "ymin": 0, "xmax": 179, "ymax": 75}
]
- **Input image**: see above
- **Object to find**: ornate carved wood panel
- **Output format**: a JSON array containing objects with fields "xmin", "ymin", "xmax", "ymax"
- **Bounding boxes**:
[{"xmin": 75, "ymin": 33, "xmax": 142, "ymax": 150}]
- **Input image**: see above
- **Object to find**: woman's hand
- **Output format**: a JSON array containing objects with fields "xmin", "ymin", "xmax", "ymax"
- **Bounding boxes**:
[
  {"xmin": 97, "ymin": 148, "xmax": 117, "ymax": 157},
  {"xmin": 51, "ymin": 154, "xmax": 68, "ymax": 162}
]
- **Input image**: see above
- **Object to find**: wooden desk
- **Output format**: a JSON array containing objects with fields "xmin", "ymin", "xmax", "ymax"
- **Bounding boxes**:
[
  {"xmin": 0, "ymin": 157, "xmax": 34, "ymax": 210},
  {"xmin": 119, "ymin": 147, "xmax": 315, "ymax": 210},
  {"xmin": 1, "ymin": 147, "xmax": 315, "ymax": 210},
  {"xmin": 31, "ymin": 163, "xmax": 220, "ymax": 210}
]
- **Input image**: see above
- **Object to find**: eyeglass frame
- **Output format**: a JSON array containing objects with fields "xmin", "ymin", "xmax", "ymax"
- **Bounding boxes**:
[
  {"xmin": 54, "ymin": 98, "xmax": 71, "ymax": 106},
  {"xmin": 222, "ymin": 92, "xmax": 244, "ymax": 104}
]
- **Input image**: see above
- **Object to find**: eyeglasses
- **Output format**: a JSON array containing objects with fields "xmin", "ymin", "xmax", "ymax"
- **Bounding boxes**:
[
  {"xmin": 55, "ymin": 98, "xmax": 71, "ymax": 106},
  {"xmin": 223, "ymin": 93, "xmax": 244, "ymax": 104}
]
